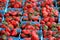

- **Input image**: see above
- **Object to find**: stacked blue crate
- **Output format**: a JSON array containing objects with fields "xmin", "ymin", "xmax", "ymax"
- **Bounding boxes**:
[
  {"xmin": 41, "ymin": 0, "xmax": 60, "ymax": 40},
  {"xmin": 20, "ymin": 21, "xmax": 42, "ymax": 40},
  {"xmin": 3, "ymin": 0, "xmax": 42, "ymax": 40},
  {"xmin": 20, "ymin": 0, "xmax": 43, "ymax": 40},
  {"xmin": 0, "ymin": 0, "xmax": 22, "ymax": 40}
]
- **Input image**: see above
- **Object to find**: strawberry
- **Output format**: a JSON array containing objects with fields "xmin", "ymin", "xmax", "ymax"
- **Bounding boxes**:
[
  {"xmin": 4, "ymin": 13, "xmax": 9, "ymax": 17},
  {"xmin": 48, "ymin": 30, "xmax": 53, "ymax": 35},
  {"xmin": 11, "ymin": 29, "xmax": 17, "ymax": 36},
  {"xmin": 0, "ymin": 17, "xmax": 2, "ymax": 22},
  {"xmin": 57, "ymin": 26, "xmax": 60, "ymax": 30},
  {"xmin": 26, "ymin": 4, "xmax": 33, "ymax": 8},
  {"xmin": 5, "ymin": 31, "xmax": 10, "ymax": 36},
  {"xmin": 10, "ymin": 0, "xmax": 16, "ymax": 2},
  {"xmin": 6, "ymin": 17, "xmax": 12, "ymax": 22},
  {"xmin": 46, "ymin": 22, "xmax": 51, "ymax": 27},
  {"xmin": 43, "ymin": 17, "xmax": 49, "ymax": 22},
  {"xmin": 2, "ymin": 0, "xmax": 6, "ymax": 2},
  {"xmin": 11, "ymin": 20, "xmax": 17, "ymax": 26},
  {"xmin": 1, "ymin": 30, "xmax": 5, "ymax": 34},
  {"xmin": 49, "ymin": 17, "xmax": 55, "ymax": 22},
  {"xmin": 22, "ymin": 30, "xmax": 31, "ymax": 34},
  {"xmin": 10, "ymin": 12, "xmax": 17, "ymax": 16},
  {"xmin": 31, "ymin": 31, "xmax": 39, "ymax": 40},
  {"xmin": 5, "ymin": 27, "xmax": 11, "ymax": 32},
  {"xmin": 8, "ymin": 23, "xmax": 14, "ymax": 29},
  {"xmin": 15, "ymin": 17, "xmax": 20, "ymax": 22},
  {"xmin": 40, "ymin": 20, "xmax": 45, "ymax": 24},
  {"xmin": 23, "ymin": 13, "xmax": 28, "ymax": 16},
  {"xmin": 20, "ymin": 33, "xmax": 26, "ymax": 38}
]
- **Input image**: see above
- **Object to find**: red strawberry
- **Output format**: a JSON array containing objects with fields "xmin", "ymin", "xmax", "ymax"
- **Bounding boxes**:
[
  {"xmin": 5, "ymin": 27, "xmax": 10, "ymax": 32},
  {"xmin": 1, "ymin": 30, "xmax": 5, "ymax": 34},
  {"xmin": 49, "ymin": 17, "xmax": 55, "ymax": 22},
  {"xmin": 11, "ymin": 12, "xmax": 17, "ymax": 16},
  {"xmin": 57, "ymin": 26, "xmax": 60, "ymax": 30},
  {"xmin": 46, "ymin": 22, "xmax": 51, "ymax": 27},
  {"xmin": 31, "ymin": 31, "xmax": 39, "ymax": 40},
  {"xmin": 14, "ymin": 3, "xmax": 20, "ymax": 8},
  {"xmin": 48, "ymin": 30, "xmax": 53, "ymax": 35},
  {"xmin": 46, "ymin": 5, "xmax": 50, "ymax": 9},
  {"xmin": 1, "ymin": 24, "xmax": 6, "ymax": 28},
  {"xmin": 2, "ymin": 0, "xmax": 6, "ymax": 2},
  {"xmin": 6, "ymin": 31, "xmax": 10, "ymax": 36},
  {"xmin": 4, "ymin": 13, "xmax": 9, "ymax": 17},
  {"xmin": 43, "ymin": 17, "xmax": 49, "ymax": 22},
  {"xmin": 40, "ymin": 20, "xmax": 45, "ymax": 24},
  {"xmin": 20, "ymin": 33, "xmax": 25, "ymax": 38},
  {"xmin": 23, "ymin": 6, "xmax": 28, "ymax": 10},
  {"xmin": 35, "ymin": 24, "xmax": 40, "ymax": 27},
  {"xmin": 11, "ymin": 29, "xmax": 17, "ymax": 36},
  {"xmin": 54, "ymin": 10, "xmax": 58, "ymax": 16},
  {"xmin": 43, "ymin": 30, "xmax": 47, "ymax": 36},
  {"xmin": 42, "ymin": 11, "xmax": 48, "ymax": 17},
  {"xmin": 0, "ymin": 17, "xmax": 2, "ymax": 22},
  {"xmin": 10, "ymin": 0, "xmax": 16, "ymax": 2},
  {"xmin": 23, "ymin": 13, "xmax": 28, "ymax": 16},
  {"xmin": 22, "ymin": 30, "xmax": 31, "ymax": 34},
  {"xmin": 15, "ymin": 17, "xmax": 20, "ymax": 22},
  {"xmin": 27, "ymin": 4, "xmax": 33, "ymax": 8},
  {"xmin": 11, "ymin": 20, "xmax": 17, "ymax": 26},
  {"xmin": 6, "ymin": 17, "xmax": 12, "ymax": 22}
]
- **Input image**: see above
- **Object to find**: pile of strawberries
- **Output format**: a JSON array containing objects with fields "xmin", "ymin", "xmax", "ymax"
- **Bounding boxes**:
[
  {"xmin": 0, "ymin": 0, "xmax": 60, "ymax": 40},
  {"xmin": 40, "ymin": 0, "xmax": 60, "ymax": 40},
  {"xmin": 0, "ymin": 10, "xmax": 22, "ymax": 40},
  {"xmin": 20, "ymin": 0, "xmax": 41, "ymax": 40},
  {"xmin": 8, "ymin": 0, "xmax": 22, "ymax": 8},
  {"xmin": 20, "ymin": 23, "xmax": 40, "ymax": 40},
  {"xmin": 0, "ymin": 0, "xmax": 6, "ymax": 10},
  {"xmin": 22, "ymin": 0, "xmax": 40, "ymax": 22}
]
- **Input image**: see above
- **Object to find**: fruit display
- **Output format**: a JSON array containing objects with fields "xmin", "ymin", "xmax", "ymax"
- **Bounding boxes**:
[
  {"xmin": 20, "ymin": 22, "xmax": 41, "ymax": 40},
  {"xmin": 0, "ymin": 0, "xmax": 7, "ymax": 10},
  {"xmin": 0, "ymin": 0, "xmax": 60, "ymax": 40},
  {"xmin": 0, "ymin": 10, "xmax": 22, "ymax": 40},
  {"xmin": 40, "ymin": 0, "xmax": 60, "ymax": 40},
  {"xmin": 22, "ymin": 0, "xmax": 40, "ymax": 22},
  {"xmin": 8, "ymin": 0, "xmax": 22, "ymax": 8}
]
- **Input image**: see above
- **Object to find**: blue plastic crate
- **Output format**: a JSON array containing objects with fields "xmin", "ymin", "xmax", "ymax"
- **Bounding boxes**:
[
  {"xmin": 20, "ymin": 22, "xmax": 42, "ymax": 40},
  {"xmin": 41, "ymin": 0, "xmax": 60, "ymax": 40}
]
